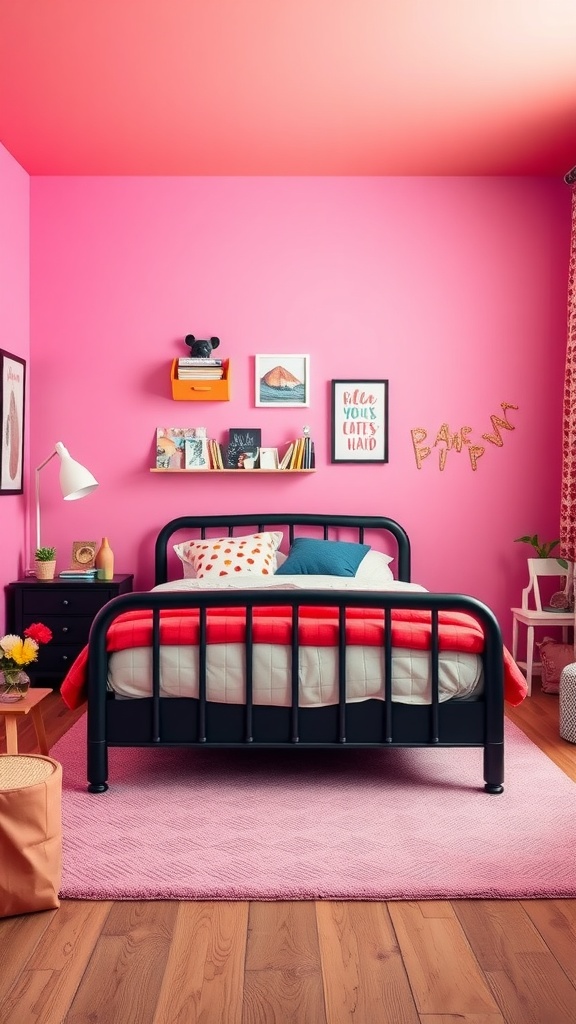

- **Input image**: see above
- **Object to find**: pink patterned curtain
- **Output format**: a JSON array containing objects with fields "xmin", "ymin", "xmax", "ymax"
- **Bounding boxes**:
[{"xmin": 560, "ymin": 184, "xmax": 576, "ymax": 561}]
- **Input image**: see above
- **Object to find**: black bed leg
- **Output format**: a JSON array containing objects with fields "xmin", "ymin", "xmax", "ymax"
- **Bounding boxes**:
[
  {"xmin": 88, "ymin": 739, "xmax": 109, "ymax": 793},
  {"xmin": 483, "ymin": 741, "xmax": 504, "ymax": 794}
]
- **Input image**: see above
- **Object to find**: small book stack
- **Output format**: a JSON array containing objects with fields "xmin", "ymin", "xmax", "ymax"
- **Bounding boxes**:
[
  {"xmin": 279, "ymin": 434, "xmax": 315, "ymax": 470},
  {"xmin": 177, "ymin": 357, "xmax": 224, "ymax": 381},
  {"xmin": 59, "ymin": 568, "xmax": 98, "ymax": 579},
  {"xmin": 208, "ymin": 439, "xmax": 225, "ymax": 469}
]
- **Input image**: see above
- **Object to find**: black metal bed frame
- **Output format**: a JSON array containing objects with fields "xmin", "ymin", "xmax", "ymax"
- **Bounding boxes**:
[{"xmin": 86, "ymin": 513, "xmax": 504, "ymax": 793}]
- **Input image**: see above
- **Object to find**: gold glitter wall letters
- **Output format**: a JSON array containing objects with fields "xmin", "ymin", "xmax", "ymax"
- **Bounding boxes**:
[{"xmin": 411, "ymin": 402, "xmax": 518, "ymax": 471}]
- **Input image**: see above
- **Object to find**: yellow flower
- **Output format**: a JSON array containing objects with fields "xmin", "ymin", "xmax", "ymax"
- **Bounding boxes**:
[
  {"xmin": 9, "ymin": 637, "xmax": 39, "ymax": 666},
  {"xmin": 0, "ymin": 635, "xmax": 40, "ymax": 670}
]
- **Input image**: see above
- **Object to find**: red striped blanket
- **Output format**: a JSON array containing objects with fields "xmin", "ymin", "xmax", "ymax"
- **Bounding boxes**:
[{"xmin": 60, "ymin": 605, "xmax": 527, "ymax": 710}]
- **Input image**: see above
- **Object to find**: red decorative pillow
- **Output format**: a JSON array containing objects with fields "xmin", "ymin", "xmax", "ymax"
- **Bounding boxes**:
[{"xmin": 537, "ymin": 637, "xmax": 575, "ymax": 694}]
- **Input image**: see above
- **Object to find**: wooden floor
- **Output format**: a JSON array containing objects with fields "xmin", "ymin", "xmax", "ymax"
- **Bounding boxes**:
[{"xmin": 1, "ymin": 685, "xmax": 575, "ymax": 1024}]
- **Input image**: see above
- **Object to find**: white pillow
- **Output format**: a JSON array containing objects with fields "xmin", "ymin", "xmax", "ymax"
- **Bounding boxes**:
[
  {"xmin": 354, "ymin": 550, "xmax": 394, "ymax": 584},
  {"xmin": 174, "ymin": 531, "xmax": 283, "ymax": 579}
]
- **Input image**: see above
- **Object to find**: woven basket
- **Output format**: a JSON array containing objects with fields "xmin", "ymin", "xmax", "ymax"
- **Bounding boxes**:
[{"xmin": 34, "ymin": 560, "xmax": 56, "ymax": 580}]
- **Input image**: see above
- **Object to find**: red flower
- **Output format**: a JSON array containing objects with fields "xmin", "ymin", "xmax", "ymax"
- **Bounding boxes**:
[{"xmin": 24, "ymin": 622, "xmax": 53, "ymax": 645}]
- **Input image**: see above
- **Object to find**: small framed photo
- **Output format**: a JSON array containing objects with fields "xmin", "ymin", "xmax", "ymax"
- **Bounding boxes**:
[
  {"xmin": 0, "ymin": 349, "xmax": 26, "ymax": 495},
  {"xmin": 259, "ymin": 447, "xmax": 279, "ymax": 470},
  {"xmin": 184, "ymin": 436, "xmax": 210, "ymax": 470},
  {"xmin": 255, "ymin": 354, "xmax": 310, "ymax": 407},
  {"xmin": 71, "ymin": 541, "xmax": 97, "ymax": 570},
  {"xmin": 331, "ymin": 380, "xmax": 389, "ymax": 463},
  {"xmin": 226, "ymin": 428, "xmax": 262, "ymax": 469}
]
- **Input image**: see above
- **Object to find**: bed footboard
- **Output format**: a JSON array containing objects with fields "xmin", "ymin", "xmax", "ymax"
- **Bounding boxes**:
[{"xmin": 85, "ymin": 589, "xmax": 505, "ymax": 795}]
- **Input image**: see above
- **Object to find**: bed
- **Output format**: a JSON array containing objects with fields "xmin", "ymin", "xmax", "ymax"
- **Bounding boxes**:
[{"xmin": 60, "ymin": 513, "xmax": 527, "ymax": 794}]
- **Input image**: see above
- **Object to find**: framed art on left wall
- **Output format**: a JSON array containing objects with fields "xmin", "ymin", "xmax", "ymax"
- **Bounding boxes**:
[{"xmin": 0, "ymin": 349, "xmax": 26, "ymax": 494}]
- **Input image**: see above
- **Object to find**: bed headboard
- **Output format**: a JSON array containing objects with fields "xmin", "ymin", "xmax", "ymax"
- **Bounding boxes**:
[{"xmin": 154, "ymin": 513, "xmax": 411, "ymax": 585}]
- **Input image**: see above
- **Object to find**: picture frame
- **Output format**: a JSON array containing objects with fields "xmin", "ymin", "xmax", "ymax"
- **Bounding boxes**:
[
  {"xmin": 259, "ymin": 447, "xmax": 279, "ymax": 470},
  {"xmin": 226, "ymin": 428, "xmax": 262, "ymax": 469},
  {"xmin": 156, "ymin": 427, "xmax": 207, "ymax": 470},
  {"xmin": 255, "ymin": 354, "xmax": 310, "ymax": 407},
  {"xmin": 331, "ymin": 379, "xmax": 389, "ymax": 463},
  {"xmin": 0, "ymin": 349, "xmax": 26, "ymax": 494},
  {"xmin": 71, "ymin": 541, "xmax": 97, "ymax": 570},
  {"xmin": 184, "ymin": 436, "xmax": 210, "ymax": 470}
]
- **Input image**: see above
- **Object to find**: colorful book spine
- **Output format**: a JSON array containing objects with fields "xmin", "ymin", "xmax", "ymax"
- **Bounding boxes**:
[{"xmin": 279, "ymin": 443, "xmax": 294, "ymax": 470}]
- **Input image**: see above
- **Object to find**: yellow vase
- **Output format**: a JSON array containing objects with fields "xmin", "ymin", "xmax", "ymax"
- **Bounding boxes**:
[{"xmin": 95, "ymin": 537, "xmax": 114, "ymax": 581}]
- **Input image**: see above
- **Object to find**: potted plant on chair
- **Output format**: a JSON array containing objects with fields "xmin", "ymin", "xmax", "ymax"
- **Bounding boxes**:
[
  {"xmin": 514, "ymin": 534, "xmax": 569, "ymax": 567},
  {"xmin": 514, "ymin": 534, "xmax": 571, "ymax": 607},
  {"xmin": 512, "ymin": 535, "xmax": 575, "ymax": 695},
  {"xmin": 34, "ymin": 546, "xmax": 56, "ymax": 581}
]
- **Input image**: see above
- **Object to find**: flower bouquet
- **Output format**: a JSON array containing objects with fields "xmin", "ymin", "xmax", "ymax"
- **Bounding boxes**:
[{"xmin": 0, "ymin": 622, "xmax": 53, "ymax": 701}]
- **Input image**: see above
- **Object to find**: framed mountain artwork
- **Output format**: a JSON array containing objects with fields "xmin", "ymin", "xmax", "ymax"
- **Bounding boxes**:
[{"xmin": 255, "ymin": 354, "xmax": 310, "ymax": 408}]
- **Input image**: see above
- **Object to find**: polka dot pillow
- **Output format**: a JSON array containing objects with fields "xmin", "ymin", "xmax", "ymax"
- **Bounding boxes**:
[{"xmin": 174, "ymin": 531, "xmax": 283, "ymax": 579}]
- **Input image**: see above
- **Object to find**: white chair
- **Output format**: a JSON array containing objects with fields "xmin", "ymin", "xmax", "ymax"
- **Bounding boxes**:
[{"xmin": 511, "ymin": 558, "xmax": 574, "ymax": 695}]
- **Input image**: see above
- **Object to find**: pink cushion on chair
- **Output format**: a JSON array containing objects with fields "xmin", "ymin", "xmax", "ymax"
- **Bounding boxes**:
[{"xmin": 537, "ymin": 637, "xmax": 575, "ymax": 694}]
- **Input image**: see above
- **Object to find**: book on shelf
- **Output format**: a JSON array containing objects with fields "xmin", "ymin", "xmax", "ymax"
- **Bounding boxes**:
[
  {"xmin": 290, "ymin": 437, "xmax": 306, "ymax": 469},
  {"xmin": 208, "ymin": 439, "xmax": 225, "ymax": 469},
  {"xmin": 177, "ymin": 365, "xmax": 223, "ymax": 372},
  {"xmin": 177, "ymin": 357, "xmax": 223, "ymax": 366},
  {"xmin": 59, "ymin": 569, "xmax": 98, "ymax": 578},
  {"xmin": 302, "ymin": 436, "xmax": 315, "ymax": 468},
  {"xmin": 226, "ymin": 428, "xmax": 262, "ymax": 469},
  {"xmin": 278, "ymin": 435, "xmax": 315, "ymax": 470},
  {"xmin": 177, "ymin": 371, "xmax": 224, "ymax": 380},
  {"xmin": 279, "ymin": 442, "xmax": 294, "ymax": 470}
]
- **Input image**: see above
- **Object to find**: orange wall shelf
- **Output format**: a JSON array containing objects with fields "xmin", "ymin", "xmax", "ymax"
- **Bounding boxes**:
[{"xmin": 170, "ymin": 358, "xmax": 231, "ymax": 401}]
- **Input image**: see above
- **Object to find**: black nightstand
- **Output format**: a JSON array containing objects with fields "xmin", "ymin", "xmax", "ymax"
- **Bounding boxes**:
[{"xmin": 5, "ymin": 574, "xmax": 134, "ymax": 687}]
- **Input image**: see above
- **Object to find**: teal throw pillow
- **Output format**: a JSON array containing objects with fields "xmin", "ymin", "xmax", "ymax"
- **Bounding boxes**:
[{"xmin": 275, "ymin": 538, "xmax": 370, "ymax": 577}]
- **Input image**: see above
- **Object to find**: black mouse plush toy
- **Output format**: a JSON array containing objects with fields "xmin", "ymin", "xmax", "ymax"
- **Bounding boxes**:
[{"xmin": 184, "ymin": 334, "xmax": 221, "ymax": 358}]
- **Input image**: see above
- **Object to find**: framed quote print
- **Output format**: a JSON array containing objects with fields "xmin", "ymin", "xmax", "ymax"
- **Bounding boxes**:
[
  {"xmin": 0, "ymin": 349, "xmax": 26, "ymax": 494},
  {"xmin": 331, "ymin": 379, "xmax": 389, "ymax": 463}
]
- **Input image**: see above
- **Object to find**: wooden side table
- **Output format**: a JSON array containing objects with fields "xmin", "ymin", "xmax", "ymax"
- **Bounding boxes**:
[{"xmin": 0, "ymin": 687, "xmax": 52, "ymax": 755}]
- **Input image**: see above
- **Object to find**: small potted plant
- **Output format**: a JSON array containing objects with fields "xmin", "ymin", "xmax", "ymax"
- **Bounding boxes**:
[
  {"xmin": 34, "ymin": 546, "xmax": 57, "ymax": 581},
  {"xmin": 514, "ymin": 535, "xmax": 569, "ymax": 569}
]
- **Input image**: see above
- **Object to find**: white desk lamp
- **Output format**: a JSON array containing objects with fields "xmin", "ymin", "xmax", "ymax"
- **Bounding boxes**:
[{"xmin": 35, "ymin": 441, "xmax": 98, "ymax": 554}]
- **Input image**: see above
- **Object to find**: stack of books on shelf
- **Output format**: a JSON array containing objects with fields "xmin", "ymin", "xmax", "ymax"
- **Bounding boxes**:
[
  {"xmin": 279, "ymin": 435, "xmax": 315, "ymax": 470},
  {"xmin": 59, "ymin": 568, "xmax": 98, "ymax": 579},
  {"xmin": 176, "ymin": 357, "xmax": 224, "ymax": 380},
  {"xmin": 208, "ymin": 439, "xmax": 225, "ymax": 469}
]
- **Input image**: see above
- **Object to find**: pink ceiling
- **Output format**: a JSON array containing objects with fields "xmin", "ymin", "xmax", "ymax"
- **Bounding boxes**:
[{"xmin": 1, "ymin": 0, "xmax": 575, "ymax": 176}]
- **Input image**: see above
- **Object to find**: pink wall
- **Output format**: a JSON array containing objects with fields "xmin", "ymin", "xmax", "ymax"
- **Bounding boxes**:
[
  {"xmin": 0, "ymin": 144, "xmax": 29, "ymax": 628},
  {"xmin": 29, "ymin": 177, "xmax": 571, "ymax": 642}
]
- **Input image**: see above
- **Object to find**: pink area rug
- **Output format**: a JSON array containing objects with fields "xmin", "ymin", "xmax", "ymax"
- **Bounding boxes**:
[{"xmin": 52, "ymin": 718, "xmax": 576, "ymax": 901}]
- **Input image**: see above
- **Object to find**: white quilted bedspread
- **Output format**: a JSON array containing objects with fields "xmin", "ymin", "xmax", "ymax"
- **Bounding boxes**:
[{"xmin": 107, "ymin": 575, "xmax": 483, "ymax": 706}]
